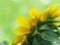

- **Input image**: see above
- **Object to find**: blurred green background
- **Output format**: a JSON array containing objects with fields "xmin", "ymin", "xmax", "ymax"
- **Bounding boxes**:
[{"xmin": 0, "ymin": 0, "xmax": 60, "ymax": 44}]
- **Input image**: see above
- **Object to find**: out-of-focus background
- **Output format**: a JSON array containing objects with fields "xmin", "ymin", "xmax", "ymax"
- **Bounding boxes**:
[{"xmin": 0, "ymin": 0, "xmax": 60, "ymax": 45}]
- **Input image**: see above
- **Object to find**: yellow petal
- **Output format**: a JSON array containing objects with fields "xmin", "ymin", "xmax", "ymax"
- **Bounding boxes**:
[
  {"xmin": 43, "ymin": 8, "xmax": 50, "ymax": 17},
  {"xmin": 41, "ymin": 4, "xmax": 60, "ymax": 22},
  {"xmin": 54, "ymin": 22, "xmax": 60, "ymax": 26},
  {"xmin": 16, "ymin": 16, "xmax": 30, "ymax": 28},
  {"xmin": 54, "ymin": 16, "xmax": 60, "ymax": 21},
  {"xmin": 29, "ymin": 8, "xmax": 41, "ymax": 18},
  {"xmin": 14, "ymin": 27, "xmax": 31, "ymax": 35},
  {"xmin": 8, "ymin": 36, "xmax": 26, "ymax": 45},
  {"xmin": 40, "ymin": 14, "xmax": 47, "ymax": 22},
  {"xmin": 41, "ymin": 6, "xmax": 50, "ymax": 22},
  {"xmin": 53, "ymin": 9, "xmax": 60, "ymax": 17},
  {"xmin": 30, "ymin": 17, "xmax": 37, "ymax": 26},
  {"xmin": 49, "ymin": 4, "xmax": 60, "ymax": 14},
  {"xmin": 40, "ymin": 7, "xmax": 51, "ymax": 22}
]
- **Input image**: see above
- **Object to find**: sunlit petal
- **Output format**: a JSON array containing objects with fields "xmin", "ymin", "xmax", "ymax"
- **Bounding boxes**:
[
  {"xmin": 54, "ymin": 22, "xmax": 60, "ymax": 26},
  {"xmin": 53, "ymin": 9, "xmax": 60, "ymax": 17},
  {"xmin": 41, "ymin": 4, "xmax": 60, "ymax": 22},
  {"xmin": 49, "ymin": 4, "xmax": 60, "ymax": 14},
  {"xmin": 8, "ymin": 36, "xmax": 26, "ymax": 45},
  {"xmin": 16, "ymin": 16, "xmax": 30, "ymax": 28},
  {"xmin": 29, "ymin": 17, "xmax": 37, "ymax": 26},
  {"xmin": 29, "ymin": 8, "xmax": 41, "ymax": 18},
  {"xmin": 14, "ymin": 27, "xmax": 31, "ymax": 35}
]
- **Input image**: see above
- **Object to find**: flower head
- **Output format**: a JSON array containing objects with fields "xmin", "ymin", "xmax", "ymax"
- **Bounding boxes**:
[{"xmin": 9, "ymin": 4, "xmax": 60, "ymax": 45}]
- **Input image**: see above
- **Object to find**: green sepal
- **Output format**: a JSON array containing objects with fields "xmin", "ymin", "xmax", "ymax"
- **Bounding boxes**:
[
  {"xmin": 46, "ymin": 14, "xmax": 53, "ymax": 21},
  {"xmin": 36, "ymin": 19, "xmax": 44, "ymax": 28},
  {"xmin": 33, "ymin": 37, "xmax": 40, "ymax": 45},
  {"xmin": 33, "ymin": 34, "xmax": 52, "ymax": 45},
  {"xmin": 41, "ymin": 31, "xmax": 58, "ymax": 42},
  {"xmin": 55, "ymin": 31, "xmax": 60, "ymax": 37},
  {"xmin": 26, "ymin": 33, "xmax": 34, "ymax": 45},
  {"xmin": 38, "ymin": 23, "xmax": 58, "ymax": 33}
]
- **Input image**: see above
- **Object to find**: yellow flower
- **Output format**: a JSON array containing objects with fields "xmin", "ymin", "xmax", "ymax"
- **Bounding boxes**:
[
  {"xmin": 9, "ymin": 4, "xmax": 60, "ymax": 45},
  {"xmin": 40, "ymin": 4, "xmax": 60, "ymax": 22},
  {"xmin": 9, "ymin": 36, "xmax": 26, "ymax": 45}
]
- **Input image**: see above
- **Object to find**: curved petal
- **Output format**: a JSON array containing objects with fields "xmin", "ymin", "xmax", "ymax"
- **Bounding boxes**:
[
  {"xmin": 14, "ymin": 27, "xmax": 31, "ymax": 35},
  {"xmin": 29, "ymin": 8, "xmax": 41, "ymax": 18},
  {"xmin": 8, "ymin": 36, "xmax": 26, "ymax": 45},
  {"xmin": 30, "ymin": 17, "xmax": 37, "ymax": 26},
  {"xmin": 43, "ymin": 8, "xmax": 49, "ymax": 17},
  {"xmin": 49, "ymin": 4, "xmax": 60, "ymax": 14},
  {"xmin": 40, "ymin": 4, "xmax": 60, "ymax": 22},
  {"xmin": 41, "ymin": 6, "xmax": 50, "ymax": 22},
  {"xmin": 40, "ymin": 14, "xmax": 47, "ymax": 22},
  {"xmin": 16, "ymin": 16, "xmax": 30, "ymax": 28},
  {"xmin": 53, "ymin": 9, "xmax": 60, "ymax": 18},
  {"xmin": 54, "ymin": 22, "xmax": 60, "ymax": 26},
  {"xmin": 42, "ymin": 4, "xmax": 60, "ymax": 21}
]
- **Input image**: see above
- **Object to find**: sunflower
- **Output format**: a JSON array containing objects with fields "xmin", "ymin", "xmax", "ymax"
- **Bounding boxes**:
[{"xmin": 8, "ymin": 4, "xmax": 60, "ymax": 45}]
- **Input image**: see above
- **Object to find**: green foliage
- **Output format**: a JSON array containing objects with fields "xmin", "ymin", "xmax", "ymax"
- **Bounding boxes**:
[
  {"xmin": 21, "ymin": 14, "xmax": 60, "ymax": 45},
  {"xmin": 41, "ymin": 31, "xmax": 58, "ymax": 42}
]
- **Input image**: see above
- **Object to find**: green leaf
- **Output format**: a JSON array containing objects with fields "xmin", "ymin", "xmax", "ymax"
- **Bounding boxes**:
[
  {"xmin": 33, "ymin": 37, "xmax": 40, "ymax": 45},
  {"xmin": 55, "ymin": 32, "xmax": 60, "ymax": 37},
  {"xmin": 38, "ymin": 23, "xmax": 58, "ymax": 33},
  {"xmin": 41, "ymin": 31, "xmax": 58, "ymax": 42},
  {"xmin": 39, "ymin": 24, "xmax": 49, "ymax": 30},
  {"xmin": 43, "ymin": 23, "xmax": 57, "ymax": 30},
  {"xmin": 46, "ymin": 23, "xmax": 58, "ymax": 30},
  {"xmin": 26, "ymin": 33, "xmax": 34, "ymax": 45},
  {"xmin": 33, "ymin": 34, "xmax": 52, "ymax": 45}
]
